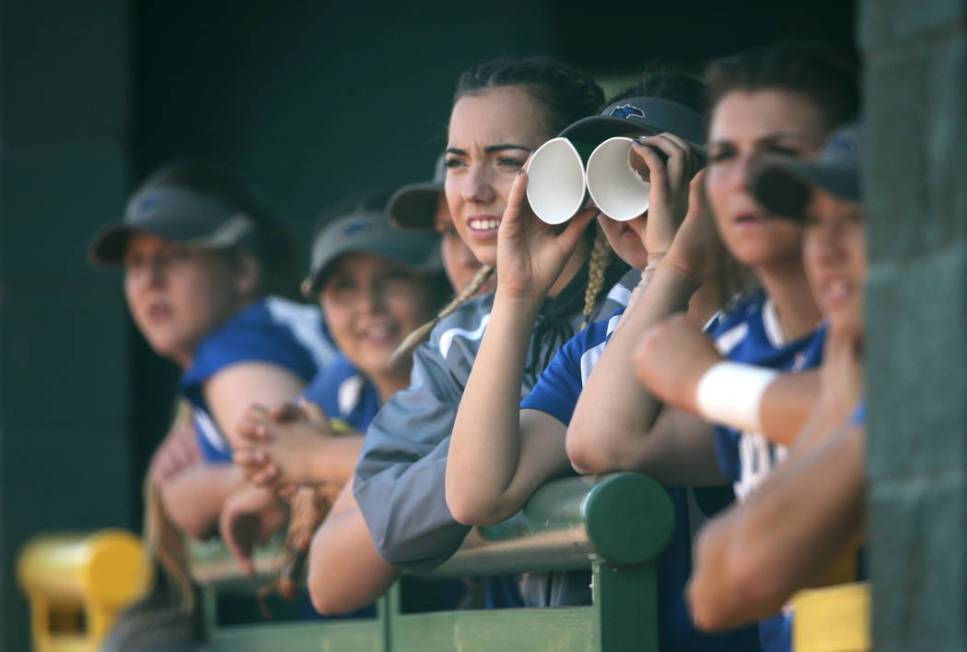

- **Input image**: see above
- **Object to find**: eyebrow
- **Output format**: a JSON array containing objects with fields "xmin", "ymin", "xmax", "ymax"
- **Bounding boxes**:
[
  {"xmin": 445, "ymin": 144, "xmax": 533, "ymax": 155},
  {"xmin": 709, "ymin": 131, "xmax": 808, "ymax": 147}
]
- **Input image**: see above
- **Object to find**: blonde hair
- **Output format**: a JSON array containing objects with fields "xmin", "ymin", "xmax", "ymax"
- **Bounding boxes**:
[
  {"xmin": 391, "ymin": 264, "xmax": 495, "ymax": 365},
  {"xmin": 580, "ymin": 224, "xmax": 614, "ymax": 329},
  {"xmin": 143, "ymin": 401, "xmax": 196, "ymax": 615}
]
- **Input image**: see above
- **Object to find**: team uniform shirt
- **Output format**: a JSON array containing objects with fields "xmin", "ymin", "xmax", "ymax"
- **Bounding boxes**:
[
  {"xmin": 180, "ymin": 297, "xmax": 338, "ymax": 463},
  {"xmin": 353, "ymin": 264, "xmax": 636, "ymax": 607},
  {"xmin": 705, "ymin": 290, "xmax": 826, "ymax": 499},
  {"xmin": 302, "ymin": 354, "xmax": 380, "ymax": 433},
  {"xmin": 522, "ymin": 308, "xmax": 761, "ymax": 651},
  {"xmin": 704, "ymin": 290, "xmax": 826, "ymax": 652}
]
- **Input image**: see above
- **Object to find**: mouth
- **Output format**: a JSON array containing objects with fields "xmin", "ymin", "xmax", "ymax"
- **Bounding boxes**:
[
  {"xmin": 145, "ymin": 303, "xmax": 173, "ymax": 322},
  {"xmin": 466, "ymin": 214, "xmax": 501, "ymax": 239},
  {"xmin": 732, "ymin": 210, "xmax": 768, "ymax": 229},
  {"xmin": 818, "ymin": 277, "xmax": 854, "ymax": 311},
  {"xmin": 358, "ymin": 321, "xmax": 402, "ymax": 346}
]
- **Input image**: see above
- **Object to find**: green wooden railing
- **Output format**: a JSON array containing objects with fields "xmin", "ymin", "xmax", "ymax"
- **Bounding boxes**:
[{"xmin": 191, "ymin": 472, "xmax": 674, "ymax": 652}]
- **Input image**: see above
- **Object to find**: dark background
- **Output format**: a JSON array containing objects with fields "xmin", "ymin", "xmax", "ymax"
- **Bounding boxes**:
[{"xmin": 1, "ymin": 2, "xmax": 854, "ymax": 649}]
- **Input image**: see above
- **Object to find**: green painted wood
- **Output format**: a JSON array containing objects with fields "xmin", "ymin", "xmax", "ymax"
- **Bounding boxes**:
[
  {"xmin": 208, "ymin": 620, "xmax": 384, "ymax": 652},
  {"xmin": 593, "ymin": 560, "xmax": 660, "ymax": 652},
  {"xmin": 583, "ymin": 474, "xmax": 674, "ymax": 565},
  {"xmin": 389, "ymin": 607, "xmax": 597, "ymax": 652}
]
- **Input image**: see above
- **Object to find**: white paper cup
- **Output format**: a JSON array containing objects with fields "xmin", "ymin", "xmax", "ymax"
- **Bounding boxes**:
[
  {"xmin": 586, "ymin": 136, "xmax": 651, "ymax": 222},
  {"xmin": 526, "ymin": 137, "xmax": 587, "ymax": 225}
]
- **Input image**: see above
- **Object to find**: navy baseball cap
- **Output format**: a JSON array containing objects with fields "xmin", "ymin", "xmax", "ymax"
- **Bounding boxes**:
[
  {"xmin": 89, "ymin": 185, "xmax": 254, "ymax": 265},
  {"xmin": 753, "ymin": 124, "xmax": 861, "ymax": 219},
  {"xmin": 387, "ymin": 155, "xmax": 446, "ymax": 230},
  {"xmin": 559, "ymin": 96, "xmax": 707, "ymax": 146},
  {"xmin": 302, "ymin": 211, "xmax": 442, "ymax": 297}
]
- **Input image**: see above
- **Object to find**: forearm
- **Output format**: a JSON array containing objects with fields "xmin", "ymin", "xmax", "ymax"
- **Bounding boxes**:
[
  {"xmin": 308, "ymin": 434, "xmax": 365, "ymax": 486},
  {"xmin": 158, "ymin": 464, "xmax": 246, "ymax": 540},
  {"xmin": 757, "ymin": 370, "xmax": 820, "ymax": 446},
  {"xmin": 447, "ymin": 293, "xmax": 540, "ymax": 524},
  {"xmin": 689, "ymin": 424, "xmax": 866, "ymax": 630},
  {"xmin": 568, "ymin": 264, "xmax": 698, "ymax": 472},
  {"xmin": 308, "ymin": 489, "xmax": 400, "ymax": 614}
]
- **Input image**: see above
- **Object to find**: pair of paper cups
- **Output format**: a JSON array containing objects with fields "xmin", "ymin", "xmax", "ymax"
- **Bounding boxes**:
[{"xmin": 526, "ymin": 136, "xmax": 651, "ymax": 224}]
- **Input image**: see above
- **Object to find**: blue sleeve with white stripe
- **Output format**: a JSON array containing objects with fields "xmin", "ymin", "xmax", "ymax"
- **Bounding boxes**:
[
  {"xmin": 520, "ymin": 308, "xmax": 624, "ymax": 425},
  {"xmin": 179, "ymin": 298, "xmax": 336, "ymax": 464}
]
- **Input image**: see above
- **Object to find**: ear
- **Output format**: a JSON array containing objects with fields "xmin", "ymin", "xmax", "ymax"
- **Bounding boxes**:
[{"xmin": 234, "ymin": 253, "xmax": 262, "ymax": 298}]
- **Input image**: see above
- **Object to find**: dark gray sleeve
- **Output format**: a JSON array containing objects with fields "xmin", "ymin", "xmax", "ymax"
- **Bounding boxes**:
[{"xmin": 352, "ymin": 342, "xmax": 470, "ymax": 571}]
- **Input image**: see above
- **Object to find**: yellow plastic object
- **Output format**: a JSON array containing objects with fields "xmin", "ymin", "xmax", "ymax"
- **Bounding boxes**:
[
  {"xmin": 793, "ymin": 581, "xmax": 870, "ymax": 652},
  {"xmin": 17, "ymin": 529, "xmax": 153, "ymax": 652}
]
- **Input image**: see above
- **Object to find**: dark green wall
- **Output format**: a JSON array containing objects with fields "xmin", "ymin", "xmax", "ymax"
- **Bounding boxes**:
[
  {"xmin": 861, "ymin": 0, "xmax": 967, "ymax": 648},
  {"xmin": 0, "ymin": 2, "xmax": 132, "ymax": 650}
]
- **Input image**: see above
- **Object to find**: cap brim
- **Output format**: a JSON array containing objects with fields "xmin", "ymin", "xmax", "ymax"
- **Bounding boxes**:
[
  {"xmin": 559, "ymin": 116, "xmax": 654, "ymax": 144},
  {"xmin": 753, "ymin": 158, "xmax": 860, "ymax": 220},
  {"xmin": 560, "ymin": 114, "xmax": 706, "ymax": 147},
  {"xmin": 387, "ymin": 182, "xmax": 443, "ymax": 230},
  {"xmin": 88, "ymin": 215, "xmax": 253, "ymax": 266}
]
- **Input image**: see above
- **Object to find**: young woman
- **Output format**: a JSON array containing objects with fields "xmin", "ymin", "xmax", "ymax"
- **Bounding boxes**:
[
  {"xmin": 334, "ymin": 58, "xmax": 640, "ymax": 611},
  {"xmin": 90, "ymin": 160, "xmax": 335, "ymax": 651},
  {"xmin": 683, "ymin": 124, "xmax": 866, "ymax": 637},
  {"xmin": 444, "ymin": 71, "xmax": 763, "ymax": 648},
  {"xmin": 89, "ymin": 160, "xmax": 335, "ymax": 537},
  {"xmin": 563, "ymin": 43, "xmax": 859, "ymax": 652}
]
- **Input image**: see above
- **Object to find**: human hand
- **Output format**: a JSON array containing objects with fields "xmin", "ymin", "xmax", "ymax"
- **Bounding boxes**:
[
  {"xmin": 661, "ymin": 170, "xmax": 722, "ymax": 282},
  {"xmin": 235, "ymin": 407, "xmax": 335, "ymax": 490},
  {"xmin": 219, "ymin": 485, "xmax": 288, "ymax": 576},
  {"xmin": 632, "ymin": 313, "xmax": 723, "ymax": 414},
  {"xmin": 631, "ymin": 134, "xmax": 705, "ymax": 261},
  {"xmin": 149, "ymin": 420, "xmax": 201, "ymax": 486},
  {"xmin": 495, "ymin": 169, "xmax": 596, "ymax": 301}
]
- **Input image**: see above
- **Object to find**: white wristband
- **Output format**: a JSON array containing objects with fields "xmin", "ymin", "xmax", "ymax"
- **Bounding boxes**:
[{"xmin": 695, "ymin": 362, "xmax": 778, "ymax": 433}]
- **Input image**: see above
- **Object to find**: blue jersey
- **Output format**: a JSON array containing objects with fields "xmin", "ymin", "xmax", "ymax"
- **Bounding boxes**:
[
  {"xmin": 180, "ymin": 297, "xmax": 338, "ymax": 463},
  {"xmin": 522, "ymin": 307, "xmax": 760, "ymax": 652},
  {"xmin": 705, "ymin": 291, "xmax": 826, "ymax": 500},
  {"xmin": 705, "ymin": 291, "xmax": 825, "ymax": 652},
  {"xmin": 302, "ymin": 354, "xmax": 380, "ymax": 433}
]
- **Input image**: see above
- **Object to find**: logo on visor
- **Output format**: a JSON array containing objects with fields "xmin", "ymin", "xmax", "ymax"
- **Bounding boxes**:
[
  {"xmin": 135, "ymin": 193, "xmax": 161, "ymax": 216},
  {"xmin": 610, "ymin": 104, "xmax": 645, "ymax": 120},
  {"xmin": 343, "ymin": 221, "xmax": 371, "ymax": 236}
]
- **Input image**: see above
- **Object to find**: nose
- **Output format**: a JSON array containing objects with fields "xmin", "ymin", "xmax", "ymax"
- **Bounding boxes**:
[
  {"xmin": 734, "ymin": 152, "xmax": 759, "ymax": 192},
  {"xmin": 461, "ymin": 162, "xmax": 496, "ymax": 205},
  {"xmin": 811, "ymin": 219, "xmax": 847, "ymax": 264},
  {"xmin": 127, "ymin": 257, "xmax": 168, "ymax": 291},
  {"xmin": 358, "ymin": 282, "xmax": 387, "ymax": 317}
]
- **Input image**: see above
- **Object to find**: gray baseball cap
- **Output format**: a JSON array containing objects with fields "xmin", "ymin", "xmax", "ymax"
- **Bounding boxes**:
[
  {"xmin": 387, "ymin": 155, "xmax": 446, "ymax": 230},
  {"xmin": 559, "ymin": 96, "xmax": 707, "ymax": 146},
  {"xmin": 753, "ymin": 124, "xmax": 861, "ymax": 219},
  {"xmin": 302, "ymin": 211, "xmax": 442, "ymax": 297},
  {"xmin": 89, "ymin": 185, "xmax": 254, "ymax": 265}
]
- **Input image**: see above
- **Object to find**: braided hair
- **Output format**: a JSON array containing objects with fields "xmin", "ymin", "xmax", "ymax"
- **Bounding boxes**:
[{"xmin": 580, "ymin": 224, "xmax": 613, "ymax": 329}]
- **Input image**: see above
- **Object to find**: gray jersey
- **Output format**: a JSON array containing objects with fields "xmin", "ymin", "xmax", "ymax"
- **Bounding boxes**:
[{"xmin": 353, "ymin": 267, "xmax": 639, "ymax": 571}]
